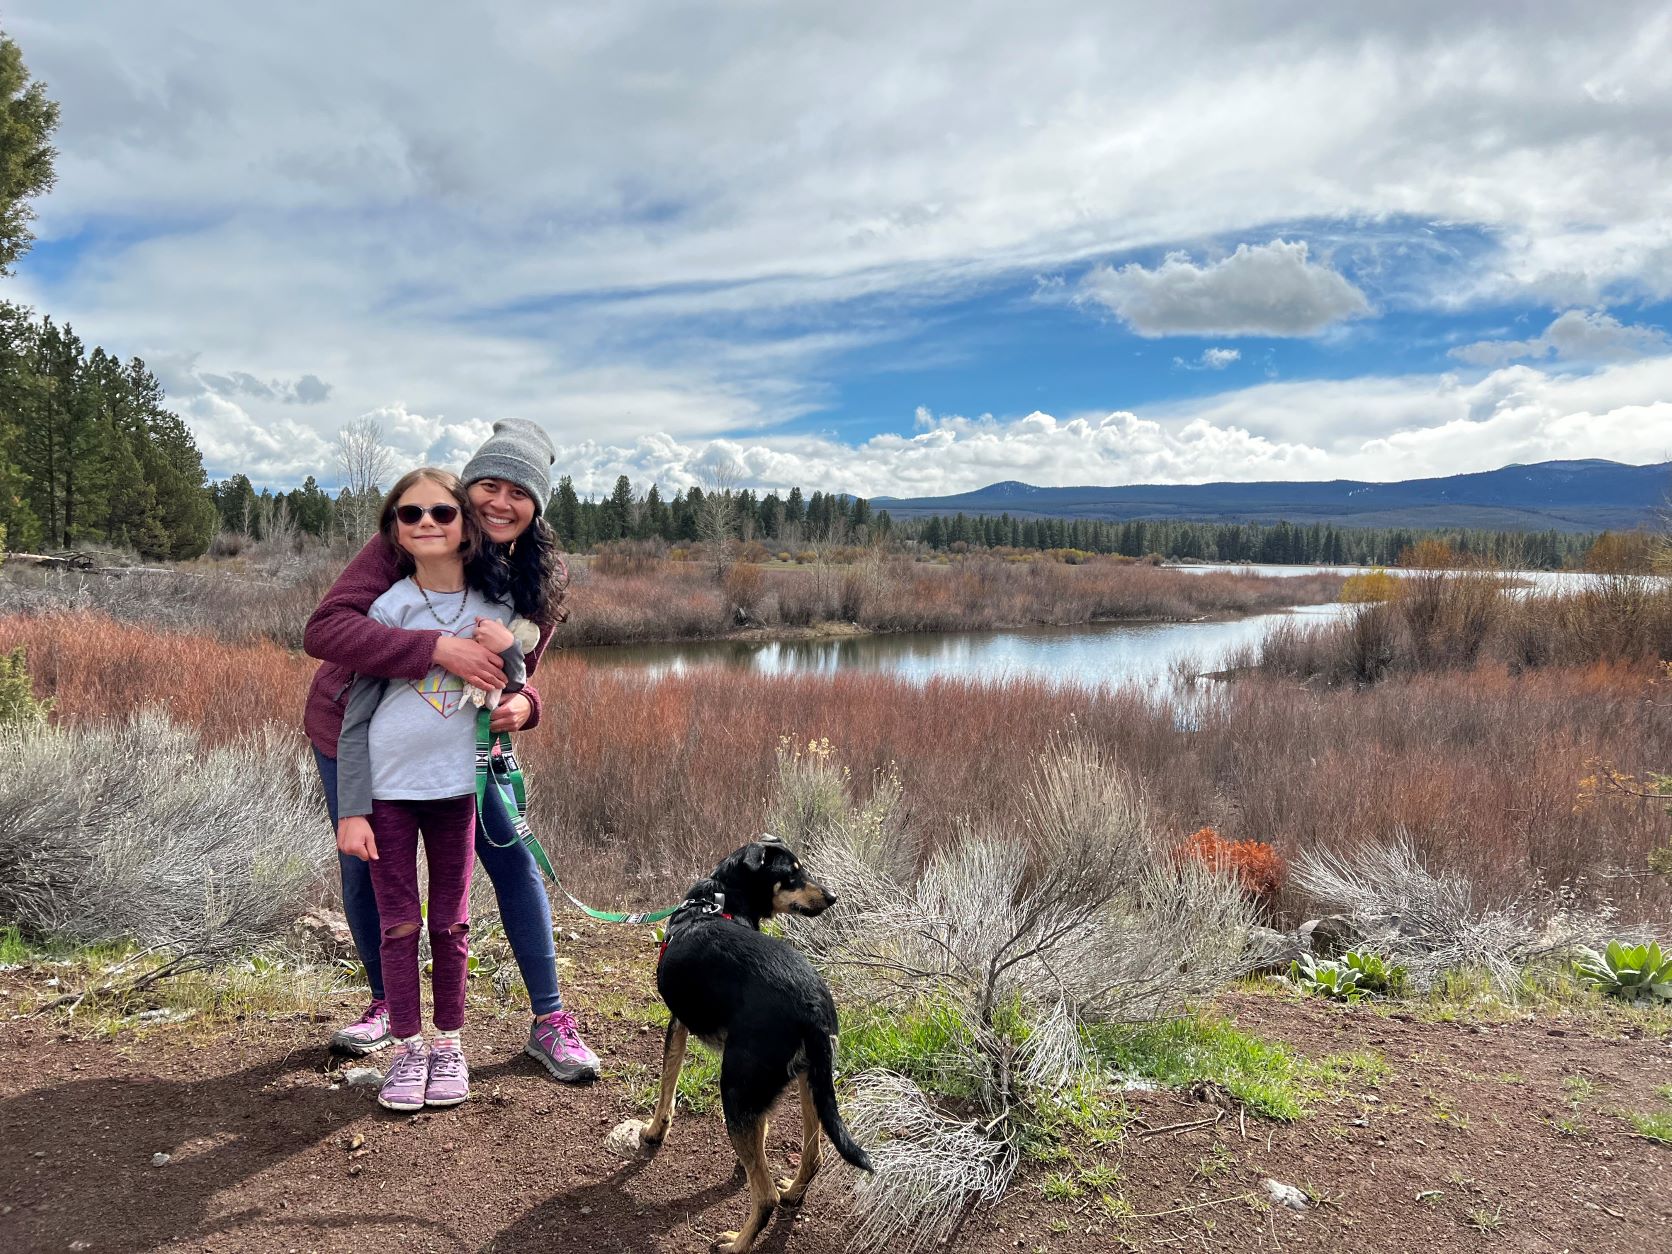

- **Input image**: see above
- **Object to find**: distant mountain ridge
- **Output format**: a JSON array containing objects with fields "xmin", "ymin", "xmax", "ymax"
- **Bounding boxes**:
[{"xmin": 870, "ymin": 459, "xmax": 1670, "ymax": 533}]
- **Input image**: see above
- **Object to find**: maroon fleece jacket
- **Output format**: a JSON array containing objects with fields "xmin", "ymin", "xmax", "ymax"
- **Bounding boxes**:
[{"xmin": 302, "ymin": 536, "xmax": 554, "ymax": 757}]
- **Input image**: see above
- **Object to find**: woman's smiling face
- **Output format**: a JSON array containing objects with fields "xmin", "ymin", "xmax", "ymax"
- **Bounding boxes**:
[{"xmin": 468, "ymin": 478, "xmax": 536, "ymax": 545}]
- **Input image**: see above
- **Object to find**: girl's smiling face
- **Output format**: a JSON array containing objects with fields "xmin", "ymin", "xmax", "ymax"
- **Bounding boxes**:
[
  {"xmin": 394, "ymin": 479, "xmax": 465, "ymax": 562},
  {"xmin": 468, "ymin": 478, "xmax": 537, "ymax": 545}
]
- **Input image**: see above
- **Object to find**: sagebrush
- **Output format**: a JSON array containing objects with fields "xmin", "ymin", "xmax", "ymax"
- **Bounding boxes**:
[{"xmin": 0, "ymin": 709, "xmax": 332, "ymax": 974}]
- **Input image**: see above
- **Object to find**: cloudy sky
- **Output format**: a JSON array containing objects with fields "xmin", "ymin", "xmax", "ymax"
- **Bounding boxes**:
[{"xmin": 8, "ymin": 1, "xmax": 1672, "ymax": 497}]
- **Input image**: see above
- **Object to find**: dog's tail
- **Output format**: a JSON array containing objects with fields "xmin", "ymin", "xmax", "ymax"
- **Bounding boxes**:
[{"xmin": 803, "ymin": 1028, "xmax": 873, "ymax": 1173}]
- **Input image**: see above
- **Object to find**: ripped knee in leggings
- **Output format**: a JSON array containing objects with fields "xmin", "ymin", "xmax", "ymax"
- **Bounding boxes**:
[
  {"xmin": 429, "ymin": 922, "xmax": 470, "ymax": 940},
  {"xmin": 383, "ymin": 922, "xmax": 420, "ymax": 941}
]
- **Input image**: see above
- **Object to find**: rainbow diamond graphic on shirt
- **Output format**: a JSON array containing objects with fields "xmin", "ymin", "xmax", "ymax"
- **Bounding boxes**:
[{"xmin": 410, "ymin": 666, "xmax": 466, "ymax": 718}]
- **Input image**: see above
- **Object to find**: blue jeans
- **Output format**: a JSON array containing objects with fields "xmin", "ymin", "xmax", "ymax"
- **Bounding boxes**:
[{"xmin": 314, "ymin": 749, "xmax": 563, "ymax": 1016}]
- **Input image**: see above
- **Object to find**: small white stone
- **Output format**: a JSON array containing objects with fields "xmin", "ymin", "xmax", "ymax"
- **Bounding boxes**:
[
  {"xmin": 1262, "ymin": 1178, "xmax": 1310, "ymax": 1211},
  {"xmin": 605, "ymin": 1119, "xmax": 646, "ymax": 1158},
  {"xmin": 151, "ymin": 1152, "xmax": 171, "ymax": 1167}
]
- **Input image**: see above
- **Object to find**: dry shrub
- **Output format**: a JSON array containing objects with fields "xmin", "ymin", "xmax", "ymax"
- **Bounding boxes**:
[
  {"xmin": 1340, "ymin": 568, "xmax": 1400, "ymax": 603},
  {"xmin": 556, "ymin": 563, "xmax": 729, "ymax": 644},
  {"xmin": 1, "ymin": 553, "xmax": 1344, "ymax": 655},
  {"xmin": 721, "ymin": 562, "xmax": 765, "ymax": 619},
  {"xmin": 0, "ymin": 611, "xmax": 317, "ymax": 741},
  {"xmin": 770, "ymin": 737, "xmax": 1257, "ymax": 1252},
  {"xmin": 1245, "ymin": 572, "xmax": 1672, "ymax": 683},
  {"xmin": 553, "ymin": 559, "xmax": 1343, "ymax": 643},
  {"xmin": 0, "ymin": 709, "xmax": 331, "ymax": 961},
  {"xmin": 7, "ymin": 610, "xmax": 1669, "ymax": 925},
  {"xmin": 590, "ymin": 539, "xmax": 666, "ymax": 577},
  {"xmin": 1290, "ymin": 833, "xmax": 1638, "ymax": 993},
  {"xmin": 1179, "ymin": 827, "xmax": 1285, "ymax": 902},
  {"xmin": 0, "ymin": 549, "xmax": 345, "ymax": 649}
]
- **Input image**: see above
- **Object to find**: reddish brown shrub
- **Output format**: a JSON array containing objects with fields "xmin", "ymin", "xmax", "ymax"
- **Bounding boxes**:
[
  {"xmin": 9, "ymin": 607, "xmax": 1667, "ymax": 924},
  {"xmin": 1179, "ymin": 827, "xmax": 1286, "ymax": 901},
  {"xmin": 722, "ymin": 563, "xmax": 766, "ymax": 618}
]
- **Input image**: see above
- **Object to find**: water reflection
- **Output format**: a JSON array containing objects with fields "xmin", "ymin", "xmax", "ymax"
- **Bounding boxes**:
[
  {"xmin": 573, "ymin": 566, "xmax": 1660, "ymax": 690},
  {"xmin": 573, "ymin": 603, "xmax": 1354, "ymax": 690}
]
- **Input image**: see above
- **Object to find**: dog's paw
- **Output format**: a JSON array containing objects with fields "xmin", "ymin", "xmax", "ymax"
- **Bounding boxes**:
[
  {"xmin": 605, "ymin": 1118, "xmax": 652, "ymax": 1158},
  {"xmin": 712, "ymin": 1232, "xmax": 744, "ymax": 1253},
  {"xmin": 775, "ymin": 1177, "xmax": 807, "ymax": 1206}
]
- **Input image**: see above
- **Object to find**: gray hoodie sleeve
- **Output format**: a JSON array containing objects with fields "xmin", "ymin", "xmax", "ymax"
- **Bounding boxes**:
[
  {"xmin": 502, "ymin": 641, "xmax": 527, "ymax": 692},
  {"xmin": 336, "ymin": 675, "xmax": 387, "ymax": 820}
]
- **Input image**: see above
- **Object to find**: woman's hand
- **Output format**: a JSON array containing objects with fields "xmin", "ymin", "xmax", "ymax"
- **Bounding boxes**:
[
  {"xmin": 490, "ymin": 690, "xmax": 532, "ymax": 733},
  {"xmin": 473, "ymin": 615, "xmax": 515, "ymax": 652},
  {"xmin": 337, "ymin": 816, "xmax": 379, "ymax": 862},
  {"xmin": 433, "ymin": 634, "xmax": 508, "ymax": 690}
]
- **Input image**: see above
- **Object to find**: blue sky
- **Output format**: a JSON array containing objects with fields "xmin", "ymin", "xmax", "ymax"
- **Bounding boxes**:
[{"xmin": 7, "ymin": 2, "xmax": 1672, "ymax": 497}]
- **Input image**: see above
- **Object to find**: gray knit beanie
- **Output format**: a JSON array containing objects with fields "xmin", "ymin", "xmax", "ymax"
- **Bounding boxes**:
[{"xmin": 461, "ymin": 419, "xmax": 555, "ymax": 514}]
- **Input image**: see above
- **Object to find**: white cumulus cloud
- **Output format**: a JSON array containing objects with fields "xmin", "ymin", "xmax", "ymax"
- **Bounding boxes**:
[
  {"xmin": 1076, "ymin": 241, "xmax": 1371, "ymax": 338},
  {"xmin": 1452, "ymin": 309, "xmax": 1671, "ymax": 366},
  {"xmin": 545, "ymin": 355, "xmax": 1672, "ymax": 499}
]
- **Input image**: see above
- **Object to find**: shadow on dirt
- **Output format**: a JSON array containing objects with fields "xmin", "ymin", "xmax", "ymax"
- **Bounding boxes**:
[
  {"xmin": 482, "ymin": 1149, "xmax": 818, "ymax": 1254},
  {"xmin": 0, "ymin": 1050, "xmax": 367, "ymax": 1252}
]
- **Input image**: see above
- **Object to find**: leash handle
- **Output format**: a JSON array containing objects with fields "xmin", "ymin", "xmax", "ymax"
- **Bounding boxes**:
[{"xmin": 474, "ymin": 708, "xmax": 679, "ymax": 925}]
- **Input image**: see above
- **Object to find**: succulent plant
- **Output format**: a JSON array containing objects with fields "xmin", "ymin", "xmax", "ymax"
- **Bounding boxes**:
[
  {"xmin": 1289, "ymin": 954, "xmax": 1364, "ymax": 1002},
  {"xmin": 1572, "ymin": 940, "xmax": 1672, "ymax": 1001},
  {"xmin": 1341, "ymin": 950, "xmax": 1408, "ymax": 996}
]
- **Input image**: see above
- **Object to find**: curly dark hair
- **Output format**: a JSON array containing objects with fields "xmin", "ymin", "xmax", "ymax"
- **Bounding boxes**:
[{"xmin": 466, "ymin": 513, "xmax": 570, "ymax": 626}]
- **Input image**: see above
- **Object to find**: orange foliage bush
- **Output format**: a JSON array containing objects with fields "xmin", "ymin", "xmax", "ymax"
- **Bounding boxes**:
[{"xmin": 1179, "ymin": 827, "xmax": 1285, "ymax": 900}]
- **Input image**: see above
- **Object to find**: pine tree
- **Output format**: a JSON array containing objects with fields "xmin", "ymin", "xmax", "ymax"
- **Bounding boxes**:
[
  {"xmin": 551, "ymin": 475, "xmax": 582, "ymax": 549},
  {"xmin": 0, "ymin": 30, "xmax": 59, "ymax": 277},
  {"xmin": 605, "ymin": 474, "xmax": 634, "ymax": 541}
]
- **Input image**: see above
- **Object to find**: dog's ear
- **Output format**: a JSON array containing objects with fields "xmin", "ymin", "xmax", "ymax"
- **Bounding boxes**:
[{"xmin": 743, "ymin": 843, "xmax": 768, "ymax": 872}]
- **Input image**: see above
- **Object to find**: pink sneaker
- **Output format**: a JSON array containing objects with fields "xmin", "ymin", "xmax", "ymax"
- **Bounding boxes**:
[
  {"xmin": 331, "ymin": 999, "xmax": 391, "ymax": 1056},
  {"xmin": 425, "ymin": 1041, "xmax": 471, "ymax": 1107},
  {"xmin": 525, "ymin": 1010, "xmax": 600, "ymax": 1082},
  {"xmin": 377, "ymin": 1041, "xmax": 429, "ymax": 1112}
]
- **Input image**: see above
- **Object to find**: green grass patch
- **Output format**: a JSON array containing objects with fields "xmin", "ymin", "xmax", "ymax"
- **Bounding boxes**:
[
  {"xmin": 1627, "ymin": 1110, "xmax": 1672, "ymax": 1144},
  {"xmin": 1085, "ymin": 1012, "xmax": 1384, "ymax": 1120},
  {"xmin": 1040, "ymin": 1171, "xmax": 1081, "ymax": 1201},
  {"xmin": 4, "ymin": 939, "xmax": 352, "ymax": 1034},
  {"xmin": 837, "ymin": 999, "xmax": 984, "ymax": 1100},
  {"xmin": 0, "ymin": 924, "xmax": 33, "ymax": 965},
  {"xmin": 626, "ymin": 1039, "xmax": 722, "ymax": 1115},
  {"xmin": 1401, "ymin": 964, "xmax": 1672, "ymax": 1037}
]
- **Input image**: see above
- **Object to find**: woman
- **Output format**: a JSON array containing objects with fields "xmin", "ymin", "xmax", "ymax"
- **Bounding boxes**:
[{"xmin": 302, "ymin": 419, "xmax": 599, "ymax": 1082}]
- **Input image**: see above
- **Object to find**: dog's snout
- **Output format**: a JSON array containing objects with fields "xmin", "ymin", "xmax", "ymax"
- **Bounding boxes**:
[{"xmin": 823, "ymin": 889, "xmax": 838, "ymax": 909}]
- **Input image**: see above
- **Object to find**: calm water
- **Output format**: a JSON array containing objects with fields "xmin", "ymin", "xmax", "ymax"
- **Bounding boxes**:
[
  {"xmin": 573, "ymin": 602, "xmax": 1353, "ymax": 690},
  {"xmin": 571, "ymin": 564, "xmax": 1645, "ymax": 691},
  {"xmin": 1171, "ymin": 562, "xmax": 1599, "ymax": 591}
]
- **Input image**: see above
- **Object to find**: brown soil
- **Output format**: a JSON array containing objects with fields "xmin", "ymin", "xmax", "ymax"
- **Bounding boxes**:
[{"xmin": 3, "ymin": 926, "xmax": 1670, "ymax": 1254}]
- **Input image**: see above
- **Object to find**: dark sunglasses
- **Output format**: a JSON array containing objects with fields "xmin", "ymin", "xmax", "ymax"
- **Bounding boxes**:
[{"xmin": 394, "ymin": 503, "xmax": 461, "ymax": 526}]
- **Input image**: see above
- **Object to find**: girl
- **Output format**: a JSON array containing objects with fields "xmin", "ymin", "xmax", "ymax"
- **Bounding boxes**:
[
  {"xmin": 303, "ymin": 420, "xmax": 600, "ymax": 1085},
  {"xmin": 333, "ymin": 468, "xmax": 521, "ymax": 1111}
]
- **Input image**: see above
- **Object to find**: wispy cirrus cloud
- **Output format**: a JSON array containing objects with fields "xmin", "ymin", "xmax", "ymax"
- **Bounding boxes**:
[
  {"xmin": 7, "ymin": 1, "xmax": 1672, "ymax": 492},
  {"xmin": 1173, "ymin": 347, "xmax": 1241, "ymax": 371}
]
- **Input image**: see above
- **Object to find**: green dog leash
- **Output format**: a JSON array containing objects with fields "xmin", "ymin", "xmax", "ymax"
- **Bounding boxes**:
[{"xmin": 474, "ymin": 707, "xmax": 680, "ymax": 925}]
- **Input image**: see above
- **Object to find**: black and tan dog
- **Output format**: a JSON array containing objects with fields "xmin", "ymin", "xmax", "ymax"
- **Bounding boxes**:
[{"xmin": 635, "ymin": 834, "xmax": 872, "ymax": 1253}]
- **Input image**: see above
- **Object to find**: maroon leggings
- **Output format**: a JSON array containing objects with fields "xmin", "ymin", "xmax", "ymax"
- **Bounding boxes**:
[{"xmin": 368, "ymin": 794, "xmax": 476, "ymax": 1038}]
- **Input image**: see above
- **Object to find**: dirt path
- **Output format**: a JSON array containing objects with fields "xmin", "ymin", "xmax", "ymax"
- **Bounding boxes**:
[{"xmin": 3, "ymin": 927, "xmax": 1670, "ymax": 1253}]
